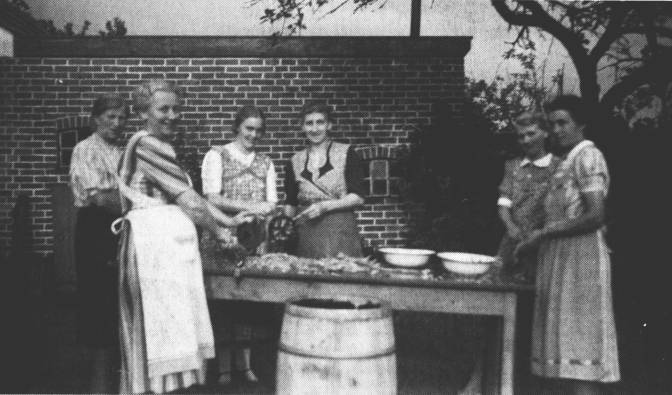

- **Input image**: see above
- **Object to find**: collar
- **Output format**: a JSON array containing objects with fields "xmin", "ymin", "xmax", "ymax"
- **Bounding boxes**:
[{"xmin": 520, "ymin": 153, "xmax": 553, "ymax": 168}]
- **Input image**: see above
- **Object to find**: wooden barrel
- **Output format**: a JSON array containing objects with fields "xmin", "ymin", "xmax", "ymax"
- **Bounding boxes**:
[{"xmin": 276, "ymin": 297, "xmax": 397, "ymax": 395}]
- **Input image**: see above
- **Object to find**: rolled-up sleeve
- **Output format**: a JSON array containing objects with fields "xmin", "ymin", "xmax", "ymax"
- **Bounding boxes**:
[
  {"xmin": 266, "ymin": 161, "xmax": 278, "ymax": 203},
  {"xmin": 135, "ymin": 136, "xmax": 191, "ymax": 201},
  {"xmin": 497, "ymin": 160, "xmax": 515, "ymax": 208},
  {"xmin": 201, "ymin": 149, "xmax": 223, "ymax": 195}
]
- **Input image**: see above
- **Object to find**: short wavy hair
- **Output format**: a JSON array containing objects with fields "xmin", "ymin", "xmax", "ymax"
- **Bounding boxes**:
[
  {"xmin": 299, "ymin": 101, "xmax": 333, "ymax": 123},
  {"xmin": 513, "ymin": 111, "xmax": 549, "ymax": 131},
  {"xmin": 545, "ymin": 95, "xmax": 590, "ymax": 126},
  {"xmin": 232, "ymin": 106, "xmax": 266, "ymax": 135},
  {"xmin": 132, "ymin": 79, "xmax": 182, "ymax": 113},
  {"xmin": 90, "ymin": 93, "xmax": 128, "ymax": 118}
]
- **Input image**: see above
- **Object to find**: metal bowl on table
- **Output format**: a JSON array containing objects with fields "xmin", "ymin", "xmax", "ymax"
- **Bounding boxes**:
[
  {"xmin": 378, "ymin": 248, "xmax": 435, "ymax": 268},
  {"xmin": 437, "ymin": 252, "xmax": 497, "ymax": 276}
]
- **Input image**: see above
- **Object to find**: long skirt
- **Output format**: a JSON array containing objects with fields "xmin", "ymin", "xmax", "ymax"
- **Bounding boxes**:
[
  {"xmin": 531, "ymin": 230, "xmax": 620, "ymax": 382},
  {"xmin": 118, "ymin": 223, "xmax": 207, "ymax": 394},
  {"xmin": 74, "ymin": 206, "xmax": 119, "ymax": 348},
  {"xmin": 296, "ymin": 209, "xmax": 362, "ymax": 259}
]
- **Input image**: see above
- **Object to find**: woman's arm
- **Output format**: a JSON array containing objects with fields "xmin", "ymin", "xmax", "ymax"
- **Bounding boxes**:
[
  {"xmin": 205, "ymin": 193, "xmax": 276, "ymax": 216},
  {"xmin": 296, "ymin": 193, "xmax": 364, "ymax": 220},
  {"xmin": 515, "ymin": 190, "xmax": 605, "ymax": 257},
  {"xmin": 296, "ymin": 147, "xmax": 365, "ymax": 220},
  {"xmin": 540, "ymin": 190, "xmax": 606, "ymax": 238},
  {"xmin": 137, "ymin": 136, "xmax": 246, "ymax": 240},
  {"xmin": 497, "ymin": 160, "xmax": 521, "ymax": 239},
  {"xmin": 498, "ymin": 205, "xmax": 522, "ymax": 240},
  {"xmin": 177, "ymin": 190, "xmax": 241, "ymax": 234}
]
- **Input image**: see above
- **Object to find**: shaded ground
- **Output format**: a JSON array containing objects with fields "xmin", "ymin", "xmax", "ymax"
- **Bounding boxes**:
[{"xmin": 4, "ymin": 293, "xmax": 666, "ymax": 394}]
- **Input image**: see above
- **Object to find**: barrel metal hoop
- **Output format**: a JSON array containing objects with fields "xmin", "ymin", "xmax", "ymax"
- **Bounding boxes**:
[{"xmin": 279, "ymin": 345, "xmax": 396, "ymax": 360}]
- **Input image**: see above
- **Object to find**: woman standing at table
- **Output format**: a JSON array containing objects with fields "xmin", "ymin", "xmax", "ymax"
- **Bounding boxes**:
[
  {"xmin": 201, "ymin": 105, "xmax": 278, "ymax": 384},
  {"xmin": 284, "ymin": 102, "xmax": 366, "ymax": 258},
  {"xmin": 117, "ymin": 80, "xmax": 250, "ymax": 394},
  {"xmin": 69, "ymin": 94, "xmax": 127, "ymax": 393},
  {"xmin": 516, "ymin": 95, "xmax": 619, "ymax": 394}
]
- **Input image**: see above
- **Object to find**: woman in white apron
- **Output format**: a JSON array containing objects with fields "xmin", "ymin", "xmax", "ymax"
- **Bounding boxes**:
[
  {"xmin": 516, "ymin": 95, "xmax": 619, "ymax": 394},
  {"xmin": 201, "ymin": 106, "xmax": 279, "ymax": 384},
  {"xmin": 116, "ymin": 80, "xmax": 250, "ymax": 394},
  {"xmin": 284, "ymin": 102, "xmax": 366, "ymax": 258}
]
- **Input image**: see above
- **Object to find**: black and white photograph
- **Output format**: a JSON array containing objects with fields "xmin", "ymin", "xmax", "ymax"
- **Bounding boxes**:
[{"xmin": 0, "ymin": 0, "xmax": 670, "ymax": 393}]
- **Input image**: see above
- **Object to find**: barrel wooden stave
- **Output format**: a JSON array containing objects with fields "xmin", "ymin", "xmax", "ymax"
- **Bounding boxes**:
[{"xmin": 277, "ymin": 297, "xmax": 397, "ymax": 395}]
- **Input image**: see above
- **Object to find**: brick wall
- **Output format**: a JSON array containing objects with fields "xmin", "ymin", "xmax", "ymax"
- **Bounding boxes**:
[{"xmin": 0, "ymin": 37, "xmax": 469, "ymax": 255}]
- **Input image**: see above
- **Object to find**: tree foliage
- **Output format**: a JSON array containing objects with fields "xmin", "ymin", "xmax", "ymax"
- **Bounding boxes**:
[
  {"xmin": 251, "ymin": 0, "xmax": 384, "ymax": 35},
  {"xmin": 1, "ymin": 0, "xmax": 127, "ymax": 37},
  {"xmin": 491, "ymin": 0, "xmax": 672, "ymax": 126},
  {"xmin": 256, "ymin": 0, "xmax": 672, "ymax": 132}
]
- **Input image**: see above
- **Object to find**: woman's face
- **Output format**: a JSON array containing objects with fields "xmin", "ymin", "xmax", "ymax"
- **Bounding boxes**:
[
  {"xmin": 302, "ymin": 112, "xmax": 331, "ymax": 146},
  {"xmin": 94, "ymin": 107, "xmax": 127, "ymax": 143},
  {"xmin": 235, "ymin": 117, "xmax": 264, "ymax": 151},
  {"xmin": 142, "ymin": 91, "xmax": 181, "ymax": 138},
  {"xmin": 548, "ymin": 109, "xmax": 584, "ymax": 148},
  {"xmin": 517, "ymin": 124, "xmax": 547, "ymax": 159}
]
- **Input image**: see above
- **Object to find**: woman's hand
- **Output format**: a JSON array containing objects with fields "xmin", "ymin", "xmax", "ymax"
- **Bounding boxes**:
[
  {"xmin": 506, "ymin": 225, "xmax": 523, "ymax": 241},
  {"xmin": 233, "ymin": 211, "xmax": 255, "ymax": 226},
  {"xmin": 215, "ymin": 227, "xmax": 237, "ymax": 247},
  {"xmin": 514, "ymin": 229, "xmax": 544, "ymax": 259},
  {"xmin": 248, "ymin": 201, "xmax": 277, "ymax": 216},
  {"xmin": 295, "ymin": 201, "xmax": 330, "ymax": 221}
]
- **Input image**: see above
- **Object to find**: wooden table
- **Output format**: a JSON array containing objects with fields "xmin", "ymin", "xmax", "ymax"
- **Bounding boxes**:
[{"xmin": 203, "ymin": 260, "xmax": 533, "ymax": 395}]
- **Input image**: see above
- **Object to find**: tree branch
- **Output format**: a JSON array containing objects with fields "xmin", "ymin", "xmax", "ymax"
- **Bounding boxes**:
[
  {"xmin": 600, "ymin": 55, "xmax": 672, "ymax": 111},
  {"xmin": 589, "ymin": 5, "xmax": 630, "ymax": 66},
  {"xmin": 491, "ymin": 0, "xmax": 591, "ymax": 75}
]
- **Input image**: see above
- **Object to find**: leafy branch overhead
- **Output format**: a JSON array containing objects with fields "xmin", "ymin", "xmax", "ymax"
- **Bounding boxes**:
[
  {"xmin": 257, "ymin": 0, "xmax": 672, "ymax": 132},
  {"xmin": 491, "ymin": 0, "xmax": 672, "ymax": 120},
  {"xmin": 251, "ymin": 0, "xmax": 385, "ymax": 35}
]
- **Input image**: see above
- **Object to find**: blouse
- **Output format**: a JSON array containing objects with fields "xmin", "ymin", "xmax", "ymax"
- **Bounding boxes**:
[
  {"xmin": 285, "ymin": 144, "xmax": 365, "ymax": 206},
  {"xmin": 201, "ymin": 143, "xmax": 278, "ymax": 203},
  {"xmin": 69, "ymin": 133, "xmax": 123, "ymax": 208}
]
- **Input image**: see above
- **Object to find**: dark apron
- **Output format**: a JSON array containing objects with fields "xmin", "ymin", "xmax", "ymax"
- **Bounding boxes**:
[{"xmin": 296, "ymin": 208, "xmax": 362, "ymax": 259}]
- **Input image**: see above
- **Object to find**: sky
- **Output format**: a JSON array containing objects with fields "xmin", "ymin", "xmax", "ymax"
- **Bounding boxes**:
[{"xmin": 24, "ymin": 0, "xmax": 578, "ymax": 91}]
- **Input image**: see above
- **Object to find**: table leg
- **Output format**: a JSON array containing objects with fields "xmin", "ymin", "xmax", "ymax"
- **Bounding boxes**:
[
  {"xmin": 480, "ymin": 292, "xmax": 516, "ymax": 395},
  {"xmin": 498, "ymin": 293, "xmax": 517, "ymax": 395}
]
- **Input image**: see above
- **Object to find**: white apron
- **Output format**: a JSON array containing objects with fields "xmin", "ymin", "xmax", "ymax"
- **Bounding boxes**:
[{"xmin": 116, "ymin": 131, "xmax": 214, "ymax": 393}]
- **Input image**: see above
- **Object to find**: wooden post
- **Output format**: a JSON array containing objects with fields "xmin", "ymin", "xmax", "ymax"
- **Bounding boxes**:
[{"xmin": 410, "ymin": 0, "xmax": 421, "ymax": 37}]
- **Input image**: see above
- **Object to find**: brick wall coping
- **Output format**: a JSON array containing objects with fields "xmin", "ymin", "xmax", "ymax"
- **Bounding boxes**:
[{"xmin": 15, "ymin": 36, "xmax": 471, "ymax": 58}]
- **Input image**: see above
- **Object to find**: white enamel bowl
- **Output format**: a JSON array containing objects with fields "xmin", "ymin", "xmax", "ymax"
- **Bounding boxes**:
[
  {"xmin": 378, "ymin": 248, "xmax": 435, "ymax": 268},
  {"xmin": 437, "ymin": 252, "xmax": 497, "ymax": 276}
]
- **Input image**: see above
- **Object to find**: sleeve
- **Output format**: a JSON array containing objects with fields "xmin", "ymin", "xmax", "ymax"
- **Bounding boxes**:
[
  {"xmin": 69, "ymin": 142, "xmax": 115, "ymax": 204},
  {"xmin": 266, "ymin": 160, "xmax": 278, "ymax": 203},
  {"xmin": 575, "ymin": 146, "xmax": 609, "ymax": 195},
  {"xmin": 284, "ymin": 160, "xmax": 299, "ymax": 206},
  {"xmin": 345, "ymin": 146, "xmax": 366, "ymax": 198},
  {"xmin": 135, "ymin": 136, "xmax": 192, "ymax": 201},
  {"xmin": 201, "ymin": 149, "xmax": 223, "ymax": 195},
  {"xmin": 497, "ymin": 160, "xmax": 515, "ymax": 208}
]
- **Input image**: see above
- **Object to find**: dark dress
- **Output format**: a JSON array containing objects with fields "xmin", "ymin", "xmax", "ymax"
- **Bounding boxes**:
[
  {"xmin": 74, "ymin": 206, "xmax": 119, "ymax": 347},
  {"xmin": 69, "ymin": 133, "xmax": 122, "ymax": 348}
]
